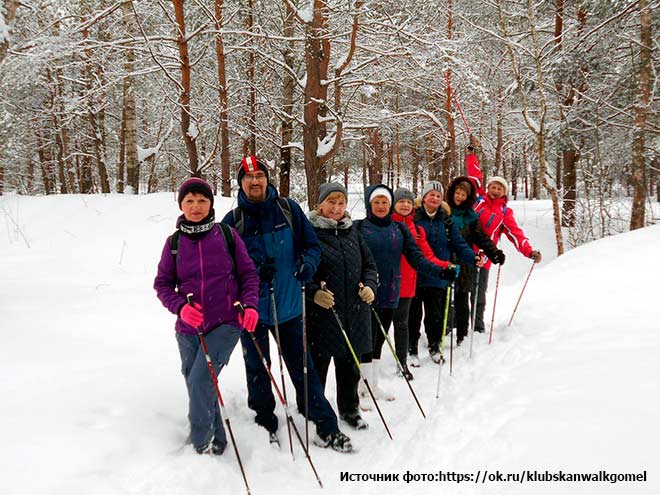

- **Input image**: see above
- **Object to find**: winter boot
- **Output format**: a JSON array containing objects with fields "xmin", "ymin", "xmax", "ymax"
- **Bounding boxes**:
[
  {"xmin": 340, "ymin": 410, "xmax": 369, "ymax": 430},
  {"xmin": 372, "ymin": 359, "xmax": 395, "ymax": 401},
  {"xmin": 268, "ymin": 430, "xmax": 280, "ymax": 448},
  {"xmin": 428, "ymin": 345, "xmax": 444, "ymax": 364},
  {"xmin": 408, "ymin": 353, "xmax": 421, "ymax": 368},
  {"xmin": 396, "ymin": 364, "xmax": 414, "ymax": 381},
  {"xmin": 316, "ymin": 431, "xmax": 353, "ymax": 453}
]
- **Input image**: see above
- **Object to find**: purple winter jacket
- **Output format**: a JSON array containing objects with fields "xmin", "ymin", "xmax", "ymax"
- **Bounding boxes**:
[{"xmin": 154, "ymin": 219, "xmax": 259, "ymax": 335}]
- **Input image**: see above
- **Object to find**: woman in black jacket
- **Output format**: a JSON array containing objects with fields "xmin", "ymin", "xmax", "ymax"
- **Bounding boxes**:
[
  {"xmin": 305, "ymin": 183, "xmax": 378, "ymax": 430},
  {"xmin": 447, "ymin": 175, "xmax": 504, "ymax": 345}
]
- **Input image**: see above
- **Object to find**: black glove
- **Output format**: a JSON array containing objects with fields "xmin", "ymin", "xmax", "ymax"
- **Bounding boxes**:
[
  {"xmin": 491, "ymin": 250, "xmax": 506, "ymax": 265},
  {"xmin": 258, "ymin": 257, "xmax": 277, "ymax": 283},
  {"xmin": 440, "ymin": 264, "xmax": 459, "ymax": 281},
  {"xmin": 295, "ymin": 260, "xmax": 315, "ymax": 282}
]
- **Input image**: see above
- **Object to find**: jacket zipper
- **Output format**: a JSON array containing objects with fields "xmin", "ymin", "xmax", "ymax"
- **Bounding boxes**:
[{"xmin": 198, "ymin": 242, "xmax": 206, "ymax": 332}]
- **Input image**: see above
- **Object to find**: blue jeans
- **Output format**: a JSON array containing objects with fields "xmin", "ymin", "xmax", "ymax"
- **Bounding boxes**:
[
  {"xmin": 240, "ymin": 316, "xmax": 339, "ymax": 437},
  {"xmin": 176, "ymin": 325, "xmax": 242, "ymax": 450}
]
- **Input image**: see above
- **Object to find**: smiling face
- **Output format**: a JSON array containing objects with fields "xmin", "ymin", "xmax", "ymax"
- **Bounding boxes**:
[
  {"xmin": 371, "ymin": 196, "xmax": 391, "ymax": 218},
  {"xmin": 487, "ymin": 182, "xmax": 506, "ymax": 200},
  {"xmin": 453, "ymin": 188, "xmax": 468, "ymax": 206},
  {"xmin": 180, "ymin": 192, "xmax": 211, "ymax": 222},
  {"xmin": 423, "ymin": 190, "xmax": 443, "ymax": 213},
  {"xmin": 319, "ymin": 192, "xmax": 347, "ymax": 221},
  {"xmin": 241, "ymin": 171, "xmax": 268, "ymax": 202},
  {"xmin": 394, "ymin": 198, "xmax": 413, "ymax": 216}
]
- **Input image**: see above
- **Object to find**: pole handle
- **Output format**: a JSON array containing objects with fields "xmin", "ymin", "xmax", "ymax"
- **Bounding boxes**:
[{"xmin": 186, "ymin": 293, "xmax": 194, "ymax": 306}]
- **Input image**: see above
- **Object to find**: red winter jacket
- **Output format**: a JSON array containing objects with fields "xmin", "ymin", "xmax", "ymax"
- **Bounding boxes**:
[
  {"xmin": 466, "ymin": 153, "xmax": 534, "ymax": 270},
  {"xmin": 392, "ymin": 212, "xmax": 449, "ymax": 298}
]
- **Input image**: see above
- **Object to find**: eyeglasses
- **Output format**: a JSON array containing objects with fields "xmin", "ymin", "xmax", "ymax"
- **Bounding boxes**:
[{"xmin": 242, "ymin": 173, "xmax": 267, "ymax": 182}]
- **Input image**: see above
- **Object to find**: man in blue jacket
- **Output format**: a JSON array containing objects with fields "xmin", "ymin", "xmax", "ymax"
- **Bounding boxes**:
[{"xmin": 222, "ymin": 156, "xmax": 352, "ymax": 452}]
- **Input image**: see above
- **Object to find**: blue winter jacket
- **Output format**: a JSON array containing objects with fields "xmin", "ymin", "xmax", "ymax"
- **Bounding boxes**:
[
  {"xmin": 222, "ymin": 185, "xmax": 321, "ymax": 325},
  {"xmin": 414, "ymin": 205, "xmax": 476, "ymax": 289},
  {"xmin": 358, "ymin": 184, "xmax": 447, "ymax": 309}
]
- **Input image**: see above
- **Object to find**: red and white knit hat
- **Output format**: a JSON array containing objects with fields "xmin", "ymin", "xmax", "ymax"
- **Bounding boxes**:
[{"xmin": 237, "ymin": 155, "xmax": 269, "ymax": 183}]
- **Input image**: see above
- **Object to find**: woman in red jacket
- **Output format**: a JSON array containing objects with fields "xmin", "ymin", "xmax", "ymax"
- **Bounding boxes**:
[
  {"xmin": 465, "ymin": 137, "xmax": 542, "ymax": 333},
  {"xmin": 391, "ymin": 187, "xmax": 453, "ymax": 374}
]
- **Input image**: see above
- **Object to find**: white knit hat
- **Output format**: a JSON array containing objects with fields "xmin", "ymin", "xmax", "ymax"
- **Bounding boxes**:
[
  {"xmin": 486, "ymin": 176, "xmax": 509, "ymax": 195},
  {"xmin": 369, "ymin": 186, "xmax": 392, "ymax": 204}
]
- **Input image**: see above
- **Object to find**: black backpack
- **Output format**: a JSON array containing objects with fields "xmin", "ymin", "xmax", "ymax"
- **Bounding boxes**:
[
  {"xmin": 231, "ymin": 197, "xmax": 299, "ymax": 250},
  {"xmin": 169, "ymin": 223, "xmax": 237, "ymax": 281}
]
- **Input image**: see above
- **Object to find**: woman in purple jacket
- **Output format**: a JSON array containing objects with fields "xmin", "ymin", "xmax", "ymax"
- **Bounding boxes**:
[{"xmin": 154, "ymin": 178, "xmax": 259, "ymax": 455}]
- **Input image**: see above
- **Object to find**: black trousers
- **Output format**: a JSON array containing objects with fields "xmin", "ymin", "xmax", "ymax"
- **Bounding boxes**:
[
  {"xmin": 311, "ymin": 352, "xmax": 360, "ymax": 416},
  {"xmin": 369, "ymin": 299, "xmax": 412, "ymax": 364},
  {"xmin": 474, "ymin": 268, "xmax": 490, "ymax": 333},
  {"xmin": 408, "ymin": 286, "xmax": 449, "ymax": 352}
]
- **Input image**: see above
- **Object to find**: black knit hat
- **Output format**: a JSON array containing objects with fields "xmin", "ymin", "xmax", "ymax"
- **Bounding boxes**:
[
  {"xmin": 178, "ymin": 177, "xmax": 214, "ymax": 208},
  {"xmin": 237, "ymin": 155, "xmax": 269, "ymax": 184},
  {"xmin": 318, "ymin": 182, "xmax": 348, "ymax": 204}
]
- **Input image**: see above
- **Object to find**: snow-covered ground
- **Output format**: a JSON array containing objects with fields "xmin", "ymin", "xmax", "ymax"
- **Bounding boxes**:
[{"xmin": 1, "ymin": 192, "xmax": 658, "ymax": 495}]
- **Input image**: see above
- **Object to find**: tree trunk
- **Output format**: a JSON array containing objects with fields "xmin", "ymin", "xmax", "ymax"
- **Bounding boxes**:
[
  {"xmin": 245, "ymin": 0, "xmax": 256, "ymax": 156},
  {"xmin": 630, "ymin": 0, "xmax": 651, "ymax": 230},
  {"xmin": 173, "ymin": 0, "xmax": 199, "ymax": 176},
  {"xmin": 562, "ymin": 149, "xmax": 578, "ymax": 227},
  {"xmin": 0, "ymin": 0, "xmax": 20, "ymax": 63},
  {"xmin": 442, "ymin": 3, "xmax": 456, "ymax": 191},
  {"xmin": 213, "ymin": 0, "xmax": 232, "ymax": 196},
  {"xmin": 122, "ymin": 1, "xmax": 139, "ymax": 193},
  {"xmin": 81, "ymin": 22, "xmax": 110, "ymax": 193},
  {"xmin": 494, "ymin": 87, "xmax": 503, "ymax": 175},
  {"xmin": 369, "ymin": 128, "xmax": 383, "ymax": 185},
  {"xmin": 279, "ymin": 6, "xmax": 296, "ymax": 198}
]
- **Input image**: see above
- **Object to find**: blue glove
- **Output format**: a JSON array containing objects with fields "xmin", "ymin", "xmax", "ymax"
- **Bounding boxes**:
[{"xmin": 295, "ymin": 260, "xmax": 315, "ymax": 282}]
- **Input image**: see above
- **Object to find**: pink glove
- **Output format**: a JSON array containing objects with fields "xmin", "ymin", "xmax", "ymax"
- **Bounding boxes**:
[
  {"xmin": 180, "ymin": 302, "xmax": 204, "ymax": 328},
  {"xmin": 239, "ymin": 307, "xmax": 259, "ymax": 333}
]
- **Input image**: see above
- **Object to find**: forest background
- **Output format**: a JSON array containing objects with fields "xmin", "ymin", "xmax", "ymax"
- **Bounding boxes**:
[{"xmin": 1, "ymin": 0, "xmax": 658, "ymax": 255}]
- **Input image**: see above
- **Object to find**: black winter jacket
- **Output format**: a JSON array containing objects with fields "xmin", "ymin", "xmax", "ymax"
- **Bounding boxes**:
[
  {"xmin": 305, "ymin": 211, "xmax": 378, "ymax": 359},
  {"xmin": 447, "ymin": 176, "xmax": 500, "ymax": 292}
]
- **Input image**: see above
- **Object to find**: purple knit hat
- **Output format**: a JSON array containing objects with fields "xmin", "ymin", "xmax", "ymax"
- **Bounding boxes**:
[{"xmin": 177, "ymin": 177, "xmax": 214, "ymax": 208}]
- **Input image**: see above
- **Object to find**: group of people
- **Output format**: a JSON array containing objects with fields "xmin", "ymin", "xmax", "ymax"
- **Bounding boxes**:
[{"xmin": 154, "ymin": 137, "xmax": 542, "ymax": 456}]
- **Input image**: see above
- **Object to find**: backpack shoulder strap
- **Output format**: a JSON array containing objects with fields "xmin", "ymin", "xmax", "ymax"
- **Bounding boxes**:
[
  {"xmin": 170, "ymin": 230, "xmax": 181, "ymax": 262},
  {"xmin": 232, "ymin": 207, "xmax": 244, "ymax": 236},
  {"xmin": 276, "ymin": 197, "xmax": 295, "ymax": 237},
  {"xmin": 218, "ymin": 222, "xmax": 237, "ymax": 275}
]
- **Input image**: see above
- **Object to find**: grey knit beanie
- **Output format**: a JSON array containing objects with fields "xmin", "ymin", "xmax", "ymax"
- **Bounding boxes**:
[
  {"xmin": 421, "ymin": 181, "xmax": 444, "ymax": 200},
  {"xmin": 318, "ymin": 182, "xmax": 348, "ymax": 204},
  {"xmin": 393, "ymin": 187, "xmax": 415, "ymax": 205}
]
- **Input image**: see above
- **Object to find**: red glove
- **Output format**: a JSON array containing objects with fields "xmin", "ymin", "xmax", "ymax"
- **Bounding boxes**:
[
  {"xmin": 180, "ymin": 302, "xmax": 204, "ymax": 328},
  {"xmin": 239, "ymin": 307, "xmax": 259, "ymax": 333}
]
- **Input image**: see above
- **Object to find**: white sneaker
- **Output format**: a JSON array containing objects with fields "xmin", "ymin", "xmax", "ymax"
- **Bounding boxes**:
[{"xmin": 408, "ymin": 354, "xmax": 421, "ymax": 368}]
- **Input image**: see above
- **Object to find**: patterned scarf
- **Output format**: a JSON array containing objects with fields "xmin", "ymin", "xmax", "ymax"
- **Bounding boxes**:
[{"xmin": 178, "ymin": 209, "xmax": 216, "ymax": 238}]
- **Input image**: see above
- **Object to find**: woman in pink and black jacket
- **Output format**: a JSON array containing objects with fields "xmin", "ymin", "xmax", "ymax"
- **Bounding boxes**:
[{"xmin": 154, "ymin": 178, "xmax": 259, "ymax": 456}]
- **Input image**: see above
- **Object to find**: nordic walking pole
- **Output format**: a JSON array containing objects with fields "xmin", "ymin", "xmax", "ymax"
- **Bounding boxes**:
[
  {"xmin": 269, "ymin": 285, "xmax": 294, "ymax": 459},
  {"xmin": 469, "ymin": 266, "xmax": 481, "ymax": 359},
  {"xmin": 301, "ymin": 281, "xmax": 309, "ymax": 451},
  {"xmin": 507, "ymin": 261, "xmax": 536, "ymax": 327},
  {"xmin": 234, "ymin": 302, "xmax": 324, "ymax": 489},
  {"xmin": 323, "ymin": 283, "xmax": 394, "ymax": 440},
  {"xmin": 186, "ymin": 294, "xmax": 251, "ymax": 495},
  {"xmin": 449, "ymin": 286, "xmax": 455, "ymax": 376},
  {"xmin": 361, "ymin": 284, "xmax": 426, "ymax": 419},
  {"xmin": 488, "ymin": 264, "xmax": 502, "ymax": 344},
  {"xmin": 435, "ymin": 283, "xmax": 454, "ymax": 399},
  {"xmin": 445, "ymin": 71, "xmax": 472, "ymax": 134}
]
